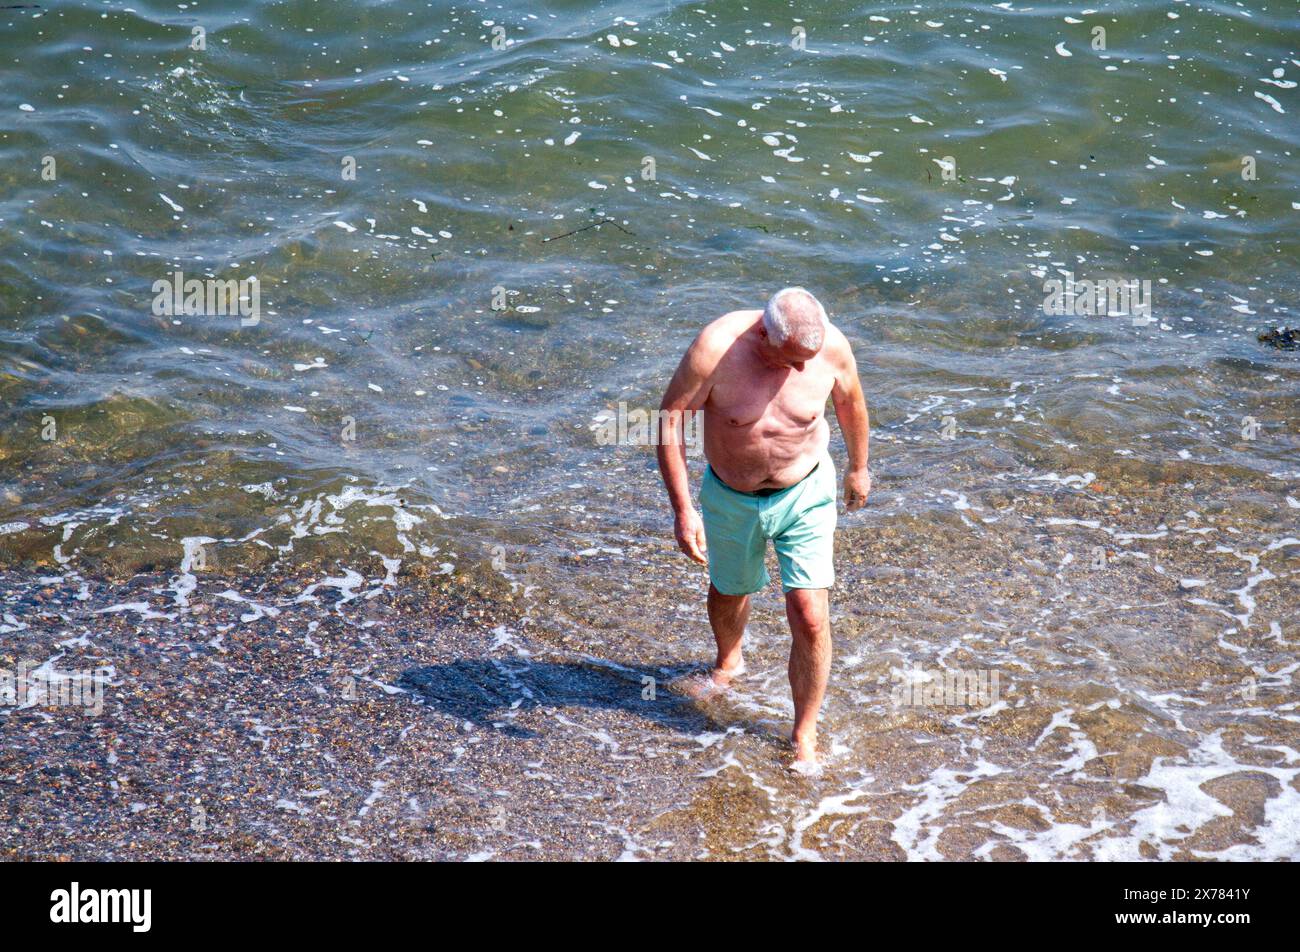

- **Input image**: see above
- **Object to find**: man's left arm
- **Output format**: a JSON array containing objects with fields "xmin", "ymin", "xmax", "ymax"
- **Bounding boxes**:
[{"xmin": 828, "ymin": 330, "xmax": 870, "ymax": 511}]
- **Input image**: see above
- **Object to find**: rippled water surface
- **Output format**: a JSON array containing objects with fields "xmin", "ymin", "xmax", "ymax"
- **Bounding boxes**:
[{"xmin": 1, "ymin": 1, "xmax": 1298, "ymax": 860}]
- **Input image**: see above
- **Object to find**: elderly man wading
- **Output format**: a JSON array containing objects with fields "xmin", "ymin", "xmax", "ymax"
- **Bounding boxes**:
[{"xmin": 656, "ymin": 287, "xmax": 870, "ymax": 774}]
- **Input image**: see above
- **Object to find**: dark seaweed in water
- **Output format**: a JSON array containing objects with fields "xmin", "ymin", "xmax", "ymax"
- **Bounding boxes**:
[{"xmin": 1257, "ymin": 327, "xmax": 1299, "ymax": 350}]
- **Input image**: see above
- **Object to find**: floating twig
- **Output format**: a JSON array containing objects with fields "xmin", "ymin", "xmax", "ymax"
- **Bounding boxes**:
[{"xmin": 542, "ymin": 217, "xmax": 636, "ymax": 243}]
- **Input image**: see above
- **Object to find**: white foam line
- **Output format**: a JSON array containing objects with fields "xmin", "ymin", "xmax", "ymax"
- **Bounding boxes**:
[
  {"xmin": 982, "ymin": 811, "xmax": 1107, "ymax": 861},
  {"xmin": 891, "ymin": 760, "xmax": 1004, "ymax": 860},
  {"xmin": 357, "ymin": 780, "xmax": 388, "ymax": 817},
  {"xmin": 1032, "ymin": 707, "xmax": 1076, "ymax": 749},
  {"xmin": 1093, "ymin": 731, "xmax": 1300, "ymax": 861},
  {"xmin": 551, "ymin": 712, "xmax": 622, "ymax": 756},
  {"xmin": 215, "ymin": 590, "xmax": 282, "ymax": 623},
  {"xmin": 95, "ymin": 602, "xmax": 177, "ymax": 622},
  {"xmin": 172, "ymin": 536, "xmax": 218, "ymax": 607},
  {"xmin": 295, "ymin": 568, "xmax": 365, "ymax": 607},
  {"xmin": 788, "ymin": 789, "xmax": 876, "ymax": 861}
]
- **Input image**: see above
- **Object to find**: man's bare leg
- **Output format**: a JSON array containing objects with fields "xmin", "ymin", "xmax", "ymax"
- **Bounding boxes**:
[
  {"xmin": 785, "ymin": 587, "xmax": 831, "ymax": 770},
  {"xmin": 706, "ymin": 582, "xmax": 749, "ymax": 686}
]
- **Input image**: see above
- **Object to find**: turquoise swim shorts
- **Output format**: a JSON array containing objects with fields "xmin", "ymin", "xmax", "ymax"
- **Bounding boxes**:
[{"xmin": 699, "ymin": 454, "xmax": 837, "ymax": 595}]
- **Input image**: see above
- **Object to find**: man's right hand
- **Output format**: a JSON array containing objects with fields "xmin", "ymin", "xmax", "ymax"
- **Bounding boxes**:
[{"xmin": 674, "ymin": 509, "xmax": 708, "ymax": 565}]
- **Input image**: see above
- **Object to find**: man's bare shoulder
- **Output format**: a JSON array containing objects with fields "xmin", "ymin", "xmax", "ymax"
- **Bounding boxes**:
[
  {"xmin": 689, "ymin": 309, "xmax": 759, "ymax": 364},
  {"xmin": 820, "ymin": 321, "xmax": 857, "ymax": 369},
  {"xmin": 698, "ymin": 309, "xmax": 760, "ymax": 346}
]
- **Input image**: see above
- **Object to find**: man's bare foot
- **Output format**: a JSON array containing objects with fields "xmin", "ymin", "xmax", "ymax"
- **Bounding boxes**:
[
  {"xmin": 789, "ymin": 757, "xmax": 822, "ymax": 777},
  {"xmin": 712, "ymin": 658, "xmax": 745, "ymax": 686},
  {"xmin": 680, "ymin": 660, "xmax": 745, "ymax": 699},
  {"xmin": 789, "ymin": 733, "xmax": 820, "ymax": 776}
]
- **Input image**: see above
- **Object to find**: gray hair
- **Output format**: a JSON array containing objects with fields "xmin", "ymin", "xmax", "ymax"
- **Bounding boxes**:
[{"xmin": 762, "ymin": 287, "xmax": 827, "ymax": 351}]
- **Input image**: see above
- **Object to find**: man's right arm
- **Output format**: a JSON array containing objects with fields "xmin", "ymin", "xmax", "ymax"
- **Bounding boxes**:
[{"xmin": 656, "ymin": 329, "xmax": 721, "ymax": 565}]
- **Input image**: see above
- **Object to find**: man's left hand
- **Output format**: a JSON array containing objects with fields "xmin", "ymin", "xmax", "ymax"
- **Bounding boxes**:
[{"xmin": 844, "ymin": 468, "xmax": 871, "ymax": 511}]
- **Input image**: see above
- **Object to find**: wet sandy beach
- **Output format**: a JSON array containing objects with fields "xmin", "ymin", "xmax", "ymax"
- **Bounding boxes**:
[{"xmin": 2, "ymin": 463, "xmax": 1295, "ymax": 861}]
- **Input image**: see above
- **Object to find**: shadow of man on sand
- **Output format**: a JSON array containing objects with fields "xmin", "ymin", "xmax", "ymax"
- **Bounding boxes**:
[{"xmin": 399, "ymin": 657, "xmax": 727, "ymax": 740}]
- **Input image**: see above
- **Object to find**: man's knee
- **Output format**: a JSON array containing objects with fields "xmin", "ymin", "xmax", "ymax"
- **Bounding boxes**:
[
  {"xmin": 785, "ymin": 588, "xmax": 828, "ymax": 636},
  {"xmin": 709, "ymin": 582, "xmax": 750, "ymax": 605}
]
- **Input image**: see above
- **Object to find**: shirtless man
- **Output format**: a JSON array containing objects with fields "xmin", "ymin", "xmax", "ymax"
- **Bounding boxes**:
[{"xmin": 656, "ymin": 287, "xmax": 871, "ymax": 773}]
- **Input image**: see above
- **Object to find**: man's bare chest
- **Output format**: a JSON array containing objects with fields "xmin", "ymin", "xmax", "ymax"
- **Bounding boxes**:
[{"xmin": 707, "ymin": 365, "xmax": 833, "ymax": 429}]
